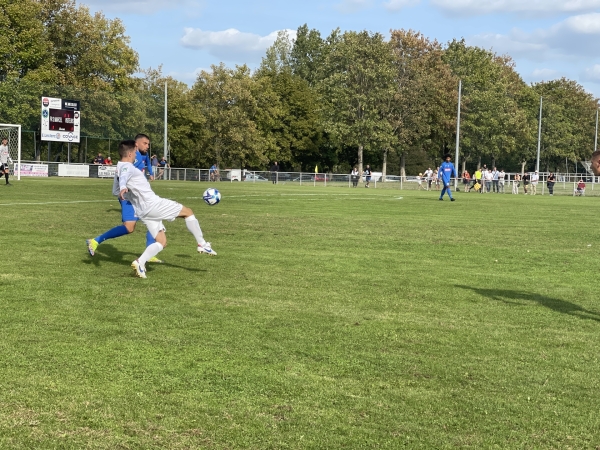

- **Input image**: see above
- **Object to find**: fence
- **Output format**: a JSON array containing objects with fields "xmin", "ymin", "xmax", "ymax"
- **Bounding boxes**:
[{"xmin": 11, "ymin": 163, "xmax": 600, "ymax": 196}]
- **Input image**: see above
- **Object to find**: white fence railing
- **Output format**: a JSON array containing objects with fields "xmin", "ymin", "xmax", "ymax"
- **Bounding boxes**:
[{"xmin": 12, "ymin": 162, "xmax": 600, "ymax": 194}]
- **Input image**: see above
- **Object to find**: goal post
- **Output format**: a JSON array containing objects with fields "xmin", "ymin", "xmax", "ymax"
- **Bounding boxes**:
[{"xmin": 0, "ymin": 124, "xmax": 22, "ymax": 180}]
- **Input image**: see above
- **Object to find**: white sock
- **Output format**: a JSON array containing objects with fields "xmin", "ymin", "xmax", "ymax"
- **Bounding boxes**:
[
  {"xmin": 185, "ymin": 215, "xmax": 206, "ymax": 246},
  {"xmin": 138, "ymin": 242, "xmax": 163, "ymax": 266}
]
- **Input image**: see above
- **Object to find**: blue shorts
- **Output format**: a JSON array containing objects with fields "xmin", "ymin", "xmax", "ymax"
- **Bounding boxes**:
[{"xmin": 119, "ymin": 198, "xmax": 138, "ymax": 222}]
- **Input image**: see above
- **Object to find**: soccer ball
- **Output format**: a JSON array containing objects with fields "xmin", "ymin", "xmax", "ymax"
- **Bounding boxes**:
[{"xmin": 203, "ymin": 188, "xmax": 221, "ymax": 206}]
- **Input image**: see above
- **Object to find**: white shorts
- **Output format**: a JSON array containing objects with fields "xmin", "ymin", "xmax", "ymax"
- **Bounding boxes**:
[{"xmin": 140, "ymin": 198, "xmax": 183, "ymax": 238}]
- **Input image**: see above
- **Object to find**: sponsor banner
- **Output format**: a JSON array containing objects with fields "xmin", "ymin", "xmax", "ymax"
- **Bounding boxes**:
[
  {"xmin": 14, "ymin": 164, "xmax": 49, "ymax": 177},
  {"xmin": 58, "ymin": 164, "xmax": 90, "ymax": 177},
  {"xmin": 98, "ymin": 165, "xmax": 116, "ymax": 178}
]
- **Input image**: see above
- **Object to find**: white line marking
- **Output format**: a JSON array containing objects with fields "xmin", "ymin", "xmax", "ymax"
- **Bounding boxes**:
[{"xmin": 0, "ymin": 200, "xmax": 116, "ymax": 206}]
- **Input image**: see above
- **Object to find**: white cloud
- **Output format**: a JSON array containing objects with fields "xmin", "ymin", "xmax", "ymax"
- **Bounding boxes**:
[
  {"xmin": 581, "ymin": 65, "xmax": 600, "ymax": 83},
  {"xmin": 468, "ymin": 13, "xmax": 600, "ymax": 61},
  {"xmin": 531, "ymin": 68, "xmax": 561, "ymax": 79},
  {"xmin": 383, "ymin": 0, "xmax": 421, "ymax": 11},
  {"xmin": 180, "ymin": 28, "xmax": 297, "ymax": 63},
  {"xmin": 79, "ymin": 0, "xmax": 203, "ymax": 14},
  {"xmin": 334, "ymin": 0, "xmax": 373, "ymax": 13},
  {"xmin": 431, "ymin": 0, "xmax": 600, "ymax": 16}
]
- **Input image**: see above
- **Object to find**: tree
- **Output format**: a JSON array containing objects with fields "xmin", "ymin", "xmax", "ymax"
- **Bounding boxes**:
[
  {"xmin": 532, "ymin": 78, "xmax": 598, "ymax": 172},
  {"xmin": 320, "ymin": 30, "xmax": 397, "ymax": 175},
  {"xmin": 191, "ymin": 64, "xmax": 270, "ymax": 169},
  {"xmin": 443, "ymin": 40, "xmax": 532, "ymax": 171},
  {"xmin": 388, "ymin": 30, "xmax": 457, "ymax": 179}
]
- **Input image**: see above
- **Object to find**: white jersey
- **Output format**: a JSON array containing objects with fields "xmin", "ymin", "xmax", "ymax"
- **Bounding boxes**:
[
  {"xmin": 113, "ymin": 161, "xmax": 160, "ymax": 218},
  {"xmin": 0, "ymin": 145, "xmax": 9, "ymax": 164}
]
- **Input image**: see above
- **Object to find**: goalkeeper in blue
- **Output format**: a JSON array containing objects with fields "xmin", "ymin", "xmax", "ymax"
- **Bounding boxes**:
[
  {"xmin": 438, "ymin": 153, "xmax": 457, "ymax": 202},
  {"xmin": 86, "ymin": 134, "xmax": 161, "ymax": 261}
]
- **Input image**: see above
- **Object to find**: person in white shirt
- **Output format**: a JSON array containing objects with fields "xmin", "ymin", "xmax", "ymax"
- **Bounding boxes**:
[
  {"xmin": 0, "ymin": 138, "xmax": 11, "ymax": 185},
  {"xmin": 531, "ymin": 171, "xmax": 539, "ymax": 195},
  {"xmin": 498, "ymin": 169, "xmax": 506, "ymax": 193},
  {"xmin": 423, "ymin": 167, "xmax": 433, "ymax": 190},
  {"xmin": 484, "ymin": 169, "xmax": 493, "ymax": 193},
  {"xmin": 491, "ymin": 167, "xmax": 499, "ymax": 193},
  {"xmin": 115, "ymin": 140, "xmax": 217, "ymax": 278}
]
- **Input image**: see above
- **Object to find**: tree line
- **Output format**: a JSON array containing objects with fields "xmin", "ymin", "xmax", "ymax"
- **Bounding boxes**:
[{"xmin": 1, "ymin": 1, "xmax": 598, "ymax": 174}]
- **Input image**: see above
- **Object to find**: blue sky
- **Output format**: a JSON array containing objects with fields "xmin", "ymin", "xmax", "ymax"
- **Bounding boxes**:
[{"xmin": 79, "ymin": 0, "xmax": 600, "ymax": 97}]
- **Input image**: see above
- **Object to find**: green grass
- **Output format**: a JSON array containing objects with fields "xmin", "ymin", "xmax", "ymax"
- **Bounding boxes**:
[{"xmin": 1, "ymin": 178, "xmax": 600, "ymax": 449}]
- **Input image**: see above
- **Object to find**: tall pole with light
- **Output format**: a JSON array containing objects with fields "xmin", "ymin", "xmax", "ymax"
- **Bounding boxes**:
[
  {"xmin": 164, "ymin": 81, "xmax": 168, "ymax": 179},
  {"xmin": 536, "ymin": 97, "xmax": 542, "ymax": 173},
  {"xmin": 454, "ymin": 80, "xmax": 462, "ymax": 189}
]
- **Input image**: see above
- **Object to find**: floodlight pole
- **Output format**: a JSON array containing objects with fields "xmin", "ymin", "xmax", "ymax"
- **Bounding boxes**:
[
  {"xmin": 536, "ymin": 96, "xmax": 542, "ymax": 173},
  {"xmin": 454, "ymin": 80, "xmax": 462, "ymax": 189},
  {"xmin": 595, "ymin": 108, "xmax": 598, "ymax": 153},
  {"xmin": 164, "ymin": 81, "xmax": 168, "ymax": 161}
]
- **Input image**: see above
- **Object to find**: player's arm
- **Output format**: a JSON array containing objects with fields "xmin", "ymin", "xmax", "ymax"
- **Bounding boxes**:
[
  {"xmin": 118, "ymin": 168, "xmax": 132, "ymax": 200},
  {"xmin": 145, "ymin": 154, "xmax": 154, "ymax": 179}
]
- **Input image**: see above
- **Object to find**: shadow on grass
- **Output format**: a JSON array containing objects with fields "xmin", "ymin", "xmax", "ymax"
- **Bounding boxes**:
[
  {"xmin": 82, "ymin": 244, "xmax": 205, "ymax": 273},
  {"xmin": 456, "ymin": 285, "xmax": 600, "ymax": 322}
]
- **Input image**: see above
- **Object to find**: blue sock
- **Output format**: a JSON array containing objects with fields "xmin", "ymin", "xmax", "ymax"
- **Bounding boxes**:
[
  {"xmin": 440, "ymin": 187, "xmax": 446, "ymax": 199},
  {"xmin": 95, "ymin": 225, "xmax": 129, "ymax": 244},
  {"xmin": 447, "ymin": 187, "xmax": 453, "ymax": 199},
  {"xmin": 146, "ymin": 231, "xmax": 156, "ymax": 247}
]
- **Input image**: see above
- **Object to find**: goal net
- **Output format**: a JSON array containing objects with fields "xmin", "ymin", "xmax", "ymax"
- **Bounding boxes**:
[{"xmin": 0, "ymin": 124, "xmax": 22, "ymax": 180}]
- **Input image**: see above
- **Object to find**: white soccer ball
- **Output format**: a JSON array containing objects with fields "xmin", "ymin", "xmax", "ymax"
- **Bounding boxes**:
[{"xmin": 203, "ymin": 188, "xmax": 221, "ymax": 206}]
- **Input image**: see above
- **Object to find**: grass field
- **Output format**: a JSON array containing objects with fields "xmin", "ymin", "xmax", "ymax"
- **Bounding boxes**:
[{"xmin": 1, "ymin": 178, "xmax": 600, "ymax": 449}]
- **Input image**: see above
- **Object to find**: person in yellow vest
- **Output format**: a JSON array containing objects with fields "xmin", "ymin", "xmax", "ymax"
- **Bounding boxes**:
[{"xmin": 473, "ymin": 168, "xmax": 482, "ymax": 193}]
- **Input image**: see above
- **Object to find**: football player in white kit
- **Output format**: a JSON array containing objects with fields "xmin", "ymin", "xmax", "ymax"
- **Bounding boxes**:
[
  {"xmin": 115, "ymin": 140, "xmax": 216, "ymax": 278},
  {"xmin": 0, "ymin": 138, "xmax": 11, "ymax": 185}
]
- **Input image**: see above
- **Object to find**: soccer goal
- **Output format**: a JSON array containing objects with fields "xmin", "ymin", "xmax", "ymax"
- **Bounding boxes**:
[{"xmin": 0, "ymin": 123, "xmax": 22, "ymax": 180}]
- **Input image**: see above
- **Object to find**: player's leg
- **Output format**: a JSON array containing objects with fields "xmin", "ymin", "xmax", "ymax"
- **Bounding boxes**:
[
  {"xmin": 86, "ymin": 200, "xmax": 135, "ymax": 256},
  {"xmin": 5, "ymin": 166, "xmax": 10, "ymax": 185},
  {"xmin": 132, "ymin": 221, "xmax": 166, "ymax": 278},
  {"xmin": 176, "ymin": 205, "xmax": 217, "ymax": 256}
]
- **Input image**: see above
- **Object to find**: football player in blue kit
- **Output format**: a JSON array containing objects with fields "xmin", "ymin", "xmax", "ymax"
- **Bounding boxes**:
[
  {"xmin": 438, "ymin": 153, "xmax": 457, "ymax": 202},
  {"xmin": 86, "ymin": 134, "xmax": 161, "ymax": 262}
]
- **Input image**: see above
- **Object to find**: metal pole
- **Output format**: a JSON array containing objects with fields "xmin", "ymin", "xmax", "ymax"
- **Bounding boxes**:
[
  {"xmin": 454, "ymin": 80, "xmax": 462, "ymax": 189},
  {"xmin": 536, "ymin": 96, "xmax": 542, "ymax": 172},
  {"xmin": 164, "ymin": 81, "xmax": 168, "ymax": 161},
  {"xmin": 595, "ymin": 108, "xmax": 598, "ymax": 152}
]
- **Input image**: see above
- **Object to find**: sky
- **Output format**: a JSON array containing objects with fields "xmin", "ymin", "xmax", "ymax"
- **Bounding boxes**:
[{"xmin": 77, "ymin": 0, "xmax": 600, "ymax": 98}]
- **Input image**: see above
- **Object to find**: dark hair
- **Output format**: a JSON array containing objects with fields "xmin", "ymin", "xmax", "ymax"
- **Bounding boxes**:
[
  {"xmin": 592, "ymin": 150, "xmax": 600, "ymax": 160},
  {"xmin": 118, "ymin": 140, "xmax": 136, "ymax": 157},
  {"xmin": 134, "ymin": 133, "xmax": 150, "ymax": 141},
  {"xmin": 444, "ymin": 153, "xmax": 451, "ymax": 160}
]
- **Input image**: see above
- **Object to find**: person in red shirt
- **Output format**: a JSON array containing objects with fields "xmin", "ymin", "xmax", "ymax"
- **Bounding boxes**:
[{"xmin": 104, "ymin": 157, "xmax": 112, "ymax": 165}]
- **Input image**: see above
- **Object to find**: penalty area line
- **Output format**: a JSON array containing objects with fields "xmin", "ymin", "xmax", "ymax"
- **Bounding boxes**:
[{"xmin": 0, "ymin": 200, "xmax": 116, "ymax": 206}]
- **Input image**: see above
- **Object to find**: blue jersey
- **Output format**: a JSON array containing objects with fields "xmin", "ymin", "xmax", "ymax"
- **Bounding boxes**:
[
  {"xmin": 134, "ymin": 151, "xmax": 153, "ymax": 176},
  {"xmin": 438, "ymin": 161, "xmax": 457, "ymax": 185}
]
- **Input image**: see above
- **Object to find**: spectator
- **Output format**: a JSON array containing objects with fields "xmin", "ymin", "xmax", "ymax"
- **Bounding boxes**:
[
  {"xmin": 209, "ymin": 163, "xmax": 220, "ymax": 182},
  {"xmin": 350, "ymin": 167, "xmax": 359, "ymax": 187},
  {"xmin": 270, "ymin": 161, "xmax": 279, "ymax": 184},
  {"xmin": 462, "ymin": 170, "xmax": 471, "ymax": 192},
  {"xmin": 474, "ymin": 167, "xmax": 482, "ymax": 193},
  {"xmin": 103, "ymin": 156, "xmax": 112, "ymax": 165},
  {"xmin": 547, "ymin": 172, "xmax": 556, "ymax": 196},
  {"xmin": 433, "ymin": 167, "xmax": 440, "ymax": 190},
  {"xmin": 484, "ymin": 168, "xmax": 493, "ymax": 193},
  {"xmin": 157, "ymin": 157, "xmax": 169, "ymax": 179},
  {"xmin": 531, "ymin": 171, "xmax": 539, "ymax": 195},
  {"xmin": 575, "ymin": 179, "xmax": 586, "ymax": 196},
  {"xmin": 416, "ymin": 173, "xmax": 424, "ymax": 190},
  {"xmin": 491, "ymin": 167, "xmax": 499, "ymax": 193},
  {"xmin": 498, "ymin": 169, "xmax": 506, "ymax": 193},
  {"xmin": 512, "ymin": 173, "xmax": 520, "ymax": 194},
  {"xmin": 93, "ymin": 153, "xmax": 104, "ymax": 164},
  {"xmin": 522, "ymin": 172, "xmax": 531, "ymax": 194},
  {"xmin": 151, "ymin": 154, "xmax": 158, "ymax": 170},
  {"xmin": 423, "ymin": 167, "xmax": 433, "ymax": 190},
  {"xmin": 363, "ymin": 164, "xmax": 372, "ymax": 188}
]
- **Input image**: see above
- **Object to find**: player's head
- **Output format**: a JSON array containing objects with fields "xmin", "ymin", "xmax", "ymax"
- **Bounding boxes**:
[
  {"xmin": 1, "ymin": 138, "xmax": 7, "ymax": 144},
  {"xmin": 135, "ymin": 133, "xmax": 150, "ymax": 153},
  {"xmin": 444, "ymin": 153, "xmax": 451, "ymax": 162},
  {"xmin": 591, "ymin": 150, "xmax": 600, "ymax": 176},
  {"xmin": 118, "ymin": 140, "xmax": 136, "ymax": 159}
]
